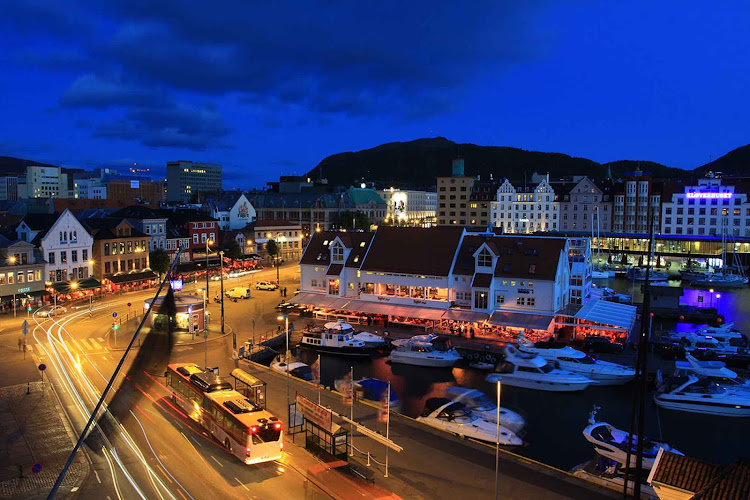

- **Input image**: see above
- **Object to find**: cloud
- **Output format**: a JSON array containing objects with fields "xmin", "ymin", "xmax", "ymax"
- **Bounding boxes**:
[
  {"xmin": 60, "ymin": 74, "xmax": 166, "ymax": 109},
  {"xmin": 94, "ymin": 102, "xmax": 233, "ymax": 150}
]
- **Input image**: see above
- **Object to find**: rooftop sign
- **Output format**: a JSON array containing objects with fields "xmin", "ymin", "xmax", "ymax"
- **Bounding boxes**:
[{"xmin": 685, "ymin": 191, "xmax": 732, "ymax": 199}]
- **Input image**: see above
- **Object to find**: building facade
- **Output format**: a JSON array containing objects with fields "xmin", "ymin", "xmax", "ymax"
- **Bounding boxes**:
[
  {"xmin": 612, "ymin": 171, "xmax": 661, "ymax": 234},
  {"xmin": 437, "ymin": 158, "xmax": 476, "ymax": 226},
  {"xmin": 85, "ymin": 219, "xmax": 150, "ymax": 280},
  {"xmin": 34, "ymin": 210, "xmax": 94, "ymax": 283},
  {"xmin": 204, "ymin": 192, "xmax": 256, "ymax": 230},
  {"xmin": 112, "ymin": 206, "xmax": 169, "ymax": 252},
  {"xmin": 0, "ymin": 177, "xmax": 19, "ymax": 201},
  {"xmin": 491, "ymin": 176, "xmax": 558, "ymax": 233},
  {"xmin": 558, "ymin": 177, "xmax": 613, "ymax": 234},
  {"xmin": 379, "ymin": 188, "xmax": 437, "ymax": 226},
  {"xmin": 253, "ymin": 220, "xmax": 303, "ymax": 262},
  {"xmin": 166, "ymin": 161, "xmax": 222, "ymax": 203},
  {"xmin": 25, "ymin": 166, "xmax": 69, "ymax": 199},
  {"xmin": 661, "ymin": 178, "xmax": 750, "ymax": 237},
  {"xmin": 0, "ymin": 237, "xmax": 46, "ymax": 306}
]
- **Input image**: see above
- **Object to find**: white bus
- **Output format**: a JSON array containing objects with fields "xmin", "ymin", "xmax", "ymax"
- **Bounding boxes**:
[{"xmin": 166, "ymin": 363, "xmax": 283, "ymax": 464}]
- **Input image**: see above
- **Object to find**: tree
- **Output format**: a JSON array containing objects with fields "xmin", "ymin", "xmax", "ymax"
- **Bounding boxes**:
[
  {"xmin": 340, "ymin": 210, "xmax": 371, "ymax": 230},
  {"xmin": 149, "ymin": 249, "xmax": 170, "ymax": 278},
  {"xmin": 226, "ymin": 240, "xmax": 242, "ymax": 261},
  {"xmin": 265, "ymin": 239, "xmax": 279, "ymax": 260}
]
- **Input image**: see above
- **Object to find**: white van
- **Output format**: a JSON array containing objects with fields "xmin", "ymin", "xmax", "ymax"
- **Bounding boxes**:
[{"xmin": 226, "ymin": 287, "xmax": 251, "ymax": 299}]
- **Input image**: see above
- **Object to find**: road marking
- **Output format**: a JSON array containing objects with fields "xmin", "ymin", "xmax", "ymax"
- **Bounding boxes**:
[
  {"xmin": 90, "ymin": 338, "xmax": 102, "ymax": 349},
  {"xmin": 234, "ymin": 477, "xmax": 249, "ymax": 491},
  {"xmin": 71, "ymin": 487, "xmax": 79, "ymax": 492},
  {"xmin": 210, "ymin": 455, "xmax": 223, "ymax": 467},
  {"xmin": 80, "ymin": 338, "xmax": 93, "ymax": 350},
  {"xmin": 94, "ymin": 470, "xmax": 101, "ymax": 483},
  {"xmin": 69, "ymin": 338, "xmax": 83, "ymax": 351},
  {"xmin": 98, "ymin": 337, "xmax": 105, "ymax": 342}
]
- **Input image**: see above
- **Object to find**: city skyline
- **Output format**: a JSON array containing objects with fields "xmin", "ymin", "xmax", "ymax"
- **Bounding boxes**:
[{"xmin": 2, "ymin": 2, "xmax": 750, "ymax": 189}]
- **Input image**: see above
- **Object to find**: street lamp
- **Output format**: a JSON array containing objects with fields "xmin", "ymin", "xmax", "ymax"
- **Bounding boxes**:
[
  {"xmin": 219, "ymin": 250, "xmax": 226, "ymax": 337},
  {"xmin": 277, "ymin": 314, "xmax": 290, "ymax": 411},
  {"xmin": 494, "ymin": 381, "xmax": 502, "ymax": 500},
  {"xmin": 8, "ymin": 256, "xmax": 17, "ymax": 317},
  {"xmin": 205, "ymin": 239, "xmax": 213, "ymax": 368}
]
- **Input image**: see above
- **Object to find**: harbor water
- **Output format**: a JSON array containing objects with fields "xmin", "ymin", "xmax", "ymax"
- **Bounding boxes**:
[{"xmin": 292, "ymin": 278, "xmax": 750, "ymax": 471}]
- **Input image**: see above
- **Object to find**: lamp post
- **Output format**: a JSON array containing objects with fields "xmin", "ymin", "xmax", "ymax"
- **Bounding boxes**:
[
  {"xmin": 219, "ymin": 250, "xmax": 226, "ymax": 336},
  {"xmin": 8, "ymin": 256, "xmax": 17, "ymax": 317},
  {"xmin": 277, "ymin": 314, "xmax": 290, "ymax": 410},
  {"xmin": 494, "ymin": 381, "xmax": 502, "ymax": 500},
  {"xmin": 205, "ymin": 239, "xmax": 213, "ymax": 368}
]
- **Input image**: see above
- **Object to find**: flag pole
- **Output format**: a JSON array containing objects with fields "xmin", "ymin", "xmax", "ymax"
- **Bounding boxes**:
[{"xmin": 385, "ymin": 381, "xmax": 391, "ymax": 478}]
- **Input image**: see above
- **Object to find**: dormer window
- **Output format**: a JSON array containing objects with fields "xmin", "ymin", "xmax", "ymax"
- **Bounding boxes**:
[
  {"xmin": 331, "ymin": 243, "xmax": 344, "ymax": 262},
  {"xmin": 477, "ymin": 249, "xmax": 492, "ymax": 268}
]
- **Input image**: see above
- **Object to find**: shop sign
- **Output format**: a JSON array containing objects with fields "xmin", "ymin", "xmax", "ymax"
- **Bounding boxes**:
[
  {"xmin": 413, "ymin": 299, "xmax": 427, "ymax": 305},
  {"xmin": 518, "ymin": 289, "xmax": 531, "ymax": 294},
  {"xmin": 296, "ymin": 395, "xmax": 332, "ymax": 431},
  {"xmin": 17, "ymin": 287, "xmax": 31, "ymax": 293},
  {"xmin": 377, "ymin": 296, "xmax": 391, "ymax": 302}
]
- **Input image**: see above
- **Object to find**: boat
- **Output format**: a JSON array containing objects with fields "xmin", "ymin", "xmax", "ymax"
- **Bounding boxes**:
[
  {"xmin": 299, "ymin": 325, "xmax": 374, "ymax": 357},
  {"xmin": 675, "ymin": 353, "xmax": 750, "ymax": 392},
  {"xmin": 690, "ymin": 224, "xmax": 748, "ymax": 288},
  {"xmin": 589, "ymin": 286, "xmax": 631, "ymax": 303},
  {"xmin": 334, "ymin": 377, "xmax": 401, "ymax": 411},
  {"xmin": 323, "ymin": 319, "xmax": 387, "ymax": 349},
  {"xmin": 591, "ymin": 270, "xmax": 613, "ymax": 280},
  {"xmin": 416, "ymin": 398, "xmax": 523, "ymax": 446},
  {"xmin": 590, "ymin": 212, "xmax": 615, "ymax": 280},
  {"xmin": 485, "ymin": 345, "xmax": 595, "ymax": 392},
  {"xmin": 388, "ymin": 334, "xmax": 462, "ymax": 368},
  {"xmin": 444, "ymin": 387, "xmax": 525, "ymax": 433},
  {"xmin": 571, "ymin": 456, "xmax": 659, "ymax": 499},
  {"xmin": 582, "ymin": 406, "xmax": 681, "ymax": 469},
  {"xmin": 270, "ymin": 358, "xmax": 313, "ymax": 381},
  {"xmin": 516, "ymin": 336, "xmax": 635, "ymax": 386},
  {"xmin": 627, "ymin": 267, "xmax": 670, "ymax": 281},
  {"xmin": 654, "ymin": 373, "xmax": 750, "ymax": 417},
  {"xmin": 670, "ymin": 323, "xmax": 748, "ymax": 355}
]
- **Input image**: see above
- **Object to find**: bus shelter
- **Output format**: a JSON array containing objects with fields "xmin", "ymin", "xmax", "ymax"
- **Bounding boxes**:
[
  {"xmin": 230, "ymin": 368, "xmax": 267, "ymax": 409},
  {"xmin": 291, "ymin": 395, "xmax": 348, "ymax": 462}
]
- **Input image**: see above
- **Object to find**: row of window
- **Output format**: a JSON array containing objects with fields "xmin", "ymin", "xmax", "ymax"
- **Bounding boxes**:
[
  {"xmin": 192, "ymin": 233, "xmax": 216, "ymax": 244},
  {"xmin": 0, "ymin": 270, "xmax": 42, "ymax": 285},
  {"xmin": 49, "ymin": 267, "xmax": 88, "ymax": 283},
  {"xmin": 103, "ymin": 240, "xmax": 147, "ymax": 256},
  {"xmin": 664, "ymin": 217, "xmax": 741, "ymax": 226},
  {"xmin": 59, "ymin": 231, "xmax": 78, "ymax": 244},
  {"xmin": 48, "ymin": 249, "xmax": 89, "ymax": 265},
  {"xmin": 104, "ymin": 258, "xmax": 147, "ymax": 275}
]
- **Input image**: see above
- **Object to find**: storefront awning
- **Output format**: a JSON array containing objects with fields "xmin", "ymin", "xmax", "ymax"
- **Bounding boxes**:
[
  {"xmin": 51, "ymin": 278, "xmax": 102, "ymax": 293},
  {"xmin": 107, "ymin": 270, "xmax": 158, "ymax": 285},
  {"xmin": 441, "ymin": 308, "xmax": 489, "ymax": 324},
  {"xmin": 574, "ymin": 299, "xmax": 636, "ymax": 330},
  {"xmin": 345, "ymin": 299, "xmax": 446, "ymax": 320},
  {"xmin": 487, "ymin": 311, "xmax": 554, "ymax": 330},
  {"xmin": 289, "ymin": 292, "xmax": 351, "ymax": 309}
]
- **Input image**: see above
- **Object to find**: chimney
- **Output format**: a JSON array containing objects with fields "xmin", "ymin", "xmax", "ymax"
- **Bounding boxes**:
[{"xmin": 451, "ymin": 157, "xmax": 465, "ymax": 176}]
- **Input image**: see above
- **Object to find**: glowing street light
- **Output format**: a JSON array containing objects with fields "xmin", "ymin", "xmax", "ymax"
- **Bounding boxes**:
[{"xmin": 277, "ymin": 314, "xmax": 290, "ymax": 410}]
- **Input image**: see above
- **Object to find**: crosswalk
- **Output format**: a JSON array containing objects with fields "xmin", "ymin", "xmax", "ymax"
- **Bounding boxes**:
[{"xmin": 31, "ymin": 337, "xmax": 109, "ymax": 356}]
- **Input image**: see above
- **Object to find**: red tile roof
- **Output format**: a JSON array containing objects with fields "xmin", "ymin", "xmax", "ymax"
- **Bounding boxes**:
[
  {"xmin": 692, "ymin": 460, "xmax": 750, "ymax": 500},
  {"xmin": 359, "ymin": 226, "xmax": 464, "ymax": 276},
  {"xmin": 651, "ymin": 452, "xmax": 722, "ymax": 493}
]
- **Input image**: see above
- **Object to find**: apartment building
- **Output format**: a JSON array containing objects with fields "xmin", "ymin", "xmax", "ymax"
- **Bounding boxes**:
[{"xmin": 437, "ymin": 158, "xmax": 475, "ymax": 226}]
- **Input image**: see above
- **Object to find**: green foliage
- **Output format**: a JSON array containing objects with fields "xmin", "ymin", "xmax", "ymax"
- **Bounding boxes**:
[
  {"xmin": 265, "ymin": 239, "xmax": 279, "ymax": 257},
  {"xmin": 149, "ymin": 249, "xmax": 170, "ymax": 277},
  {"xmin": 340, "ymin": 211, "xmax": 370, "ymax": 230},
  {"xmin": 226, "ymin": 240, "xmax": 243, "ymax": 261}
]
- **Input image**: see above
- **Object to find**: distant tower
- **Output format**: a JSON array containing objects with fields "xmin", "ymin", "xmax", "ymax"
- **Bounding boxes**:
[
  {"xmin": 452, "ymin": 157, "xmax": 465, "ymax": 176},
  {"xmin": 605, "ymin": 164, "xmax": 614, "ymax": 182}
]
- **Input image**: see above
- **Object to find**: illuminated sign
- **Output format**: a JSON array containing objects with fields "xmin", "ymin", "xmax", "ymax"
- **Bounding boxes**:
[
  {"xmin": 130, "ymin": 180, "xmax": 140, "ymax": 189},
  {"xmin": 170, "ymin": 279, "xmax": 183, "ymax": 291},
  {"xmin": 685, "ymin": 191, "xmax": 732, "ymax": 199}
]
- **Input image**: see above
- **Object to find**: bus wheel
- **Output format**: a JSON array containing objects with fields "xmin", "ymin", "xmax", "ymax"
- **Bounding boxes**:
[{"xmin": 224, "ymin": 438, "xmax": 231, "ymax": 452}]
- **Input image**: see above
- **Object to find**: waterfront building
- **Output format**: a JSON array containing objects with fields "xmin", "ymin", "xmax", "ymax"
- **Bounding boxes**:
[
  {"xmin": 558, "ymin": 177, "xmax": 613, "ymax": 234},
  {"xmin": 491, "ymin": 176, "xmax": 558, "ymax": 233},
  {"xmin": 252, "ymin": 220, "xmax": 303, "ymax": 263},
  {"xmin": 612, "ymin": 171, "xmax": 661, "ymax": 234},
  {"xmin": 0, "ymin": 235, "xmax": 46, "ymax": 309},
  {"xmin": 378, "ymin": 188, "xmax": 437, "ymax": 227},
  {"xmin": 166, "ymin": 160, "xmax": 222, "ymax": 203},
  {"xmin": 437, "ymin": 158, "xmax": 476, "ymax": 226},
  {"xmin": 203, "ymin": 191, "xmax": 256, "ymax": 230},
  {"xmin": 17, "ymin": 210, "xmax": 94, "ymax": 283},
  {"xmin": 660, "ymin": 177, "xmax": 750, "ymax": 238}
]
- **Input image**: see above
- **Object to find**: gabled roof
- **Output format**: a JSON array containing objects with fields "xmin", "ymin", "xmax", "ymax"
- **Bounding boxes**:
[
  {"xmin": 82, "ymin": 218, "xmax": 146, "ymax": 240},
  {"xmin": 19, "ymin": 213, "xmax": 61, "ymax": 232},
  {"xmin": 343, "ymin": 233, "xmax": 373, "ymax": 268},
  {"xmin": 650, "ymin": 451, "xmax": 722, "ymax": 493},
  {"xmin": 360, "ymin": 226, "xmax": 464, "ymax": 276},
  {"xmin": 300, "ymin": 231, "xmax": 335, "ymax": 266},
  {"xmin": 346, "ymin": 187, "xmax": 385, "ymax": 206},
  {"xmin": 112, "ymin": 205, "xmax": 166, "ymax": 220},
  {"xmin": 205, "ymin": 191, "xmax": 246, "ymax": 212}
]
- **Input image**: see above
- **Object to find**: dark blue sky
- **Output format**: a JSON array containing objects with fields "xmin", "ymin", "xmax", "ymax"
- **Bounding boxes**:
[{"xmin": 1, "ymin": 2, "xmax": 748, "ymax": 189}]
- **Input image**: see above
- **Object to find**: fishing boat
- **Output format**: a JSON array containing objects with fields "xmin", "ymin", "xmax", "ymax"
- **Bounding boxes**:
[
  {"xmin": 627, "ymin": 267, "xmax": 670, "ymax": 281},
  {"xmin": 299, "ymin": 325, "xmax": 374, "ymax": 357},
  {"xmin": 323, "ymin": 319, "xmax": 387, "ymax": 349}
]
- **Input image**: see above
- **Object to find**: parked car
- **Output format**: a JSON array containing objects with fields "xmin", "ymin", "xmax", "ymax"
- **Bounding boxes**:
[
  {"xmin": 40, "ymin": 306, "xmax": 67, "ymax": 317},
  {"xmin": 226, "ymin": 287, "xmax": 251, "ymax": 299},
  {"xmin": 255, "ymin": 281, "xmax": 279, "ymax": 291},
  {"xmin": 248, "ymin": 253, "xmax": 262, "ymax": 260},
  {"xmin": 584, "ymin": 336, "xmax": 625, "ymax": 354}
]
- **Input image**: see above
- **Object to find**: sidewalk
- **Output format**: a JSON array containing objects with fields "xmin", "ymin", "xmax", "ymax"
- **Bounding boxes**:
[{"xmin": 0, "ymin": 340, "xmax": 87, "ymax": 499}]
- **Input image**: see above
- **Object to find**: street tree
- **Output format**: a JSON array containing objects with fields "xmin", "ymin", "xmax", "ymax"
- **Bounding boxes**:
[
  {"xmin": 226, "ymin": 240, "xmax": 242, "ymax": 261},
  {"xmin": 149, "ymin": 249, "xmax": 170, "ymax": 278}
]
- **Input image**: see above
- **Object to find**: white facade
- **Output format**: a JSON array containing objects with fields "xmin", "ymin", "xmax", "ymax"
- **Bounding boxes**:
[
  {"xmin": 39, "ymin": 210, "xmax": 94, "ymax": 282},
  {"xmin": 613, "ymin": 174, "xmax": 661, "ymax": 234},
  {"xmin": 567, "ymin": 237, "xmax": 592, "ymax": 304},
  {"xmin": 26, "ymin": 166, "xmax": 69, "ymax": 199},
  {"xmin": 212, "ymin": 194, "xmax": 256, "ymax": 230},
  {"xmin": 141, "ymin": 218, "xmax": 168, "ymax": 251},
  {"xmin": 661, "ymin": 178, "xmax": 750, "ymax": 237},
  {"xmin": 491, "ymin": 177, "xmax": 558, "ymax": 233},
  {"xmin": 378, "ymin": 188, "xmax": 437, "ymax": 226}
]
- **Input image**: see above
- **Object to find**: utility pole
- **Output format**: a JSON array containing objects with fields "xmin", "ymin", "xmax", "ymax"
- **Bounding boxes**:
[{"xmin": 219, "ymin": 250, "xmax": 225, "ymax": 335}]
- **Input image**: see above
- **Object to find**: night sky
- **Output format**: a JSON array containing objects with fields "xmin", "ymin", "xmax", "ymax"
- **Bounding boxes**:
[{"xmin": 1, "ymin": 2, "xmax": 749, "ymax": 189}]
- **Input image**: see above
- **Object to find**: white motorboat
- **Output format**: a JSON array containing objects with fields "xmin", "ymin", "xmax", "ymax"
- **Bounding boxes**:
[
  {"xmin": 417, "ymin": 398, "xmax": 523, "ymax": 446},
  {"xmin": 445, "ymin": 387, "xmax": 525, "ymax": 434},
  {"xmin": 589, "ymin": 286, "xmax": 631, "ymax": 303},
  {"xmin": 299, "ymin": 321, "xmax": 374, "ymax": 357},
  {"xmin": 517, "ymin": 336, "xmax": 635, "ymax": 386},
  {"xmin": 627, "ymin": 267, "xmax": 670, "ymax": 281},
  {"xmin": 270, "ymin": 359, "xmax": 313, "ymax": 381},
  {"xmin": 485, "ymin": 345, "xmax": 595, "ymax": 392},
  {"xmin": 591, "ymin": 270, "xmax": 612, "ymax": 280},
  {"xmin": 654, "ymin": 373, "xmax": 750, "ymax": 417},
  {"xmin": 691, "ymin": 272, "xmax": 748, "ymax": 288},
  {"xmin": 582, "ymin": 406, "xmax": 681, "ymax": 469},
  {"xmin": 388, "ymin": 334, "xmax": 462, "ymax": 368},
  {"xmin": 675, "ymin": 354, "xmax": 750, "ymax": 392},
  {"xmin": 670, "ymin": 324, "xmax": 748, "ymax": 355},
  {"xmin": 324, "ymin": 319, "xmax": 387, "ymax": 349}
]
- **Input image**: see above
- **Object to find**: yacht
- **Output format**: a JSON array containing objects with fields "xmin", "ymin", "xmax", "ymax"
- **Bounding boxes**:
[
  {"xmin": 270, "ymin": 358, "xmax": 313, "ymax": 381},
  {"xmin": 654, "ymin": 373, "xmax": 750, "ymax": 417},
  {"xmin": 324, "ymin": 319, "xmax": 387, "ymax": 349},
  {"xmin": 485, "ymin": 345, "xmax": 595, "ymax": 392},
  {"xmin": 388, "ymin": 334, "xmax": 462, "ymax": 368},
  {"xmin": 516, "ymin": 336, "xmax": 635, "ymax": 386},
  {"xmin": 675, "ymin": 353, "xmax": 750, "ymax": 392},
  {"xmin": 299, "ymin": 328, "xmax": 373, "ymax": 357},
  {"xmin": 334, "ymin": 377, "xmax": 401, "ymax": 412},
  {"xmin": 583, "ymin": 406, "xmax": 681, "ymax": 469},
  {"xmin": 417, "ymin": 398, "xmax": 523, "ymax": 446},
  {"xmin": 445, "ymin": 387, "xmax": 525, "ymax": 433},
  {"xmin": 670, "ymin": 324, "xmax": 747, "ymax": 355},
  {"xmin": 691, "ymin": 272, "xmax": 748, "ymax": 288},
  {"xmin": 627, "ymin": 267, "xmax": 670, "ymax": 281},
  {"xmin": 589, "ymin": 286, "xmax": 631, "ymax": 304},
  {"xmin": 591, "ymin": 270, "xmax": 613, "ymax": 280}
]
